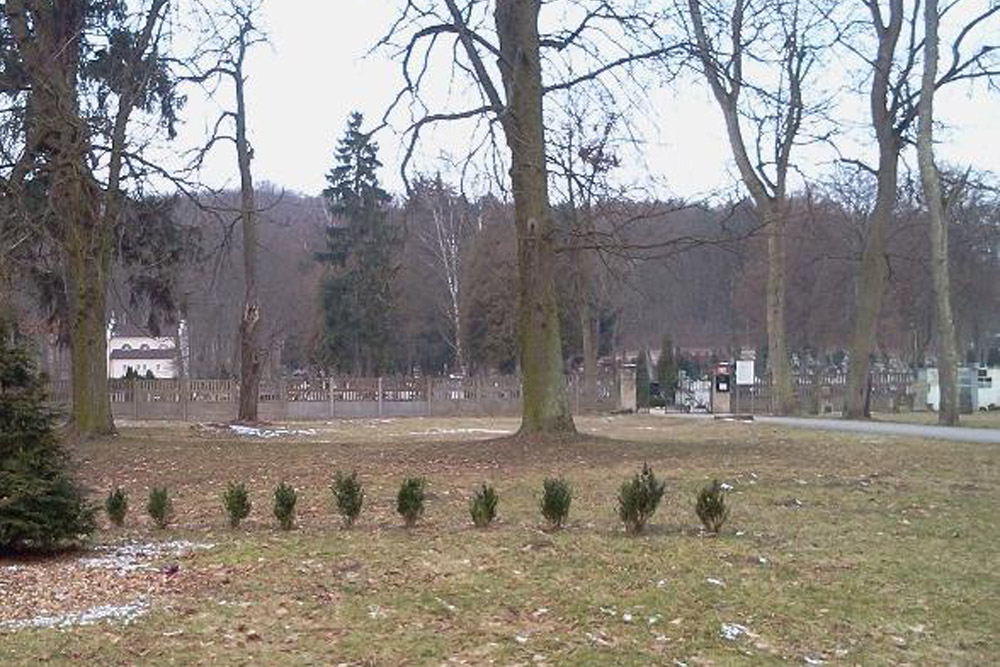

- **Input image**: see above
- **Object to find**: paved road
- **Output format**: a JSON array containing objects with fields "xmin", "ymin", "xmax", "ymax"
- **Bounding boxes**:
[
  {"xmin": 752, "ymin": 416, "xmax": 1000, "ymax": 444},
  {"xmin": 666, "ymin": 412, "xmax": 1000, "ymax": 444}
]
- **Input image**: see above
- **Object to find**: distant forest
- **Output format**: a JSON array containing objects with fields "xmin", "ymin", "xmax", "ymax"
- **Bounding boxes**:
[{"xmin": 40, "ymin": 173, "xmax": 991, "ymax": 381}]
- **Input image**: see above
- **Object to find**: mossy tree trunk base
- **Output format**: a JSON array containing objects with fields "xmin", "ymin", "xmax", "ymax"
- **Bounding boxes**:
[{"xmin": 496, "ymin": 0, "xmax": 576, "ymax": 436}]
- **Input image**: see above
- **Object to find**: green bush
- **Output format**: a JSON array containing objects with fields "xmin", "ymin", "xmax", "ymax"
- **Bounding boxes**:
[
  {"xmin": 147, "ymin": 487, "xmax": 173, "ymax": 530},
  {"xmin": 469, "ymin": 483, "xmax": 498, "ymax": 528},
  {"xmin": 273, "ymin": 482, "xmax": 297, "ymax": 531},
  {"xmin": 540, "ymin": 477, "xmax": 571, "ymax": 530},
  {"xmin": 396, "ymin": 477, "xmax": 426, "ymax": 528},
  {"xmin": 105, "ymin": 487, "xmax": 129, "ymax": 528},
  {"xmin": 332, "ymin": 471, "xmax": 365, "ymax": 528},
  {"xmin": 618, "ymin": 463, "xmax": 665, "ymax": 534},
  {"xmin": 0, "ymin": 326, "xmax": 95, "ymax": 551},
  {"xmin": 695, "ymin": 479, "xmax": 730, "ymax": 534},
  {"xmin": 223, "ymin": 482, "xmax": 252, "ymax": 528}
]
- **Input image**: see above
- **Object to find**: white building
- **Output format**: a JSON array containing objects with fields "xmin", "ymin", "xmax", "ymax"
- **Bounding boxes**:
[
  {"xmin": 921, "ymin": 366, "xmax": 999, "ymax": 412},
  {"xmin": 106, "ymin": 317, "xmax": 184, "ymax": 379},
  {"xmin": 973, "ymin": 367, "xmax": 999, "ymax": 411}
]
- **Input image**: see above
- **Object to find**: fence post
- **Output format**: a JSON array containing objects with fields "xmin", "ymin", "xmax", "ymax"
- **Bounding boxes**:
[
  {"xmin": 181, "ymin": 377, "xmax": 189, "ymax": 422},
  {"xmin": 280, "ymin": 377, "xmax": 288, "ymax": 420},
  {"xmin": 328, "ymin": 378, "xmax": 335, "ymax": 419},
  {"xmin": 377, "ymin": 377, "xmax": 383, "ymax": 418},
  {"xmin": 132, "ymin": 377, "xmax": 139, "ymax": 420},
  {"xmin": 426, "ymin": 377, "xmax": 432, "ymax": 416}
]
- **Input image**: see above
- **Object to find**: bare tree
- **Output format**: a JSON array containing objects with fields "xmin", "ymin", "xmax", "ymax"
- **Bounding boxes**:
[
  {"xmin": 184, "ymin": 0, "xmax": 268, "ymax": 423},
  {"xmin": 408, "ymin": 175, "xmax": 475, "ymax": 373},
  {"xmin": 381, "ymin": 0, "xmax": 672, "ymax": 434},
  {"xmin": 916, "ymin": 0, "xmax": 959, "ymax": 425},
  {"xmin": 548, "ymin": 102, "xmax": 621, "ymax": 408},
  {"xmin": 683, "ymin": 0, "xmax": 832, "ymax": 415},
  {"xmin": 841, "ymin": 0, "xmax": 998, "ymax": 418}
]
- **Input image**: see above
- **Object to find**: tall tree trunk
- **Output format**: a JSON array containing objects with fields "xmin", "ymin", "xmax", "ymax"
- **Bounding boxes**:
[
  {"xmin": 844, "ymin": 160, "xmax": 896, "ymax": 418},
  {"xmin": 580, "ymin": 299, "xmax": 598, "ymax": 409},
  {"xmin": 765, "ymin": 204, "xmax": 795, "ymax": 414},
  {"xmin": 495, "ymin": 0, "xmax": 575, "ymax": 434},
  {"xmin": 64, "ymin": 195, "xmax": 115, "ymax": 436},
  {"xmin": 452, "ymin": 312, "xmax": 465, "ymax": 375},
  {"xmin": 7, "ymin": 0, "xmax": 115, "ymax": 436},
  {"xmin": 234, "ymin": 42, "xmax": 263, "ymax": 423},
  {"xmin": 571, "ymin": 207, "xmax": 598, "ymax": 409},
  {"xmin": 686, "ymin": 0, "xmax": 797, "ymax": 415},
  {"xmin": 844, "ymin": 1, "xmax": 903, "ymax": 419},
  {"xmin": 917, "ymin": 0, "xmax": 959, "ymax": 426}
]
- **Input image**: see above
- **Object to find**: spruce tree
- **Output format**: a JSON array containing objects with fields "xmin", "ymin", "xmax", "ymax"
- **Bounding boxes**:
[
  {"xmin": 0, "ymin": 325, "xmax": 95, "ymax": 551},
  {"xmin": 318, "ymin": 112, "xmax": 402, "ymax": 375},
  {"xmin": 636, "ymin": 350, "xmax": 651, "ymax": 410},
  {"xmin": 656, "ymin": 335, "xmax": 677, "ymax": 406}
]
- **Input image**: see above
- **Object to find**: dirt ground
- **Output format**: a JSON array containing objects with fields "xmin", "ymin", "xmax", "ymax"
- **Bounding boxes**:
[{"xmin": 1, "ymin": 415, "xmax": 997, "ymax": 665}]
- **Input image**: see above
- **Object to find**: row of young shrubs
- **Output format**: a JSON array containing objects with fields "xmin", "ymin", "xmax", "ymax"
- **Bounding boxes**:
[{"xmin": 105, "ymin": 464, "xmax": 731, "ymax": 535}]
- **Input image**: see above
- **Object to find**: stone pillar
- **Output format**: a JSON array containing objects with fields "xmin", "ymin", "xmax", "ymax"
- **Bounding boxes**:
[{"xmin": 618, "ymin": 363, "xmax": 637, "ymax": 413}]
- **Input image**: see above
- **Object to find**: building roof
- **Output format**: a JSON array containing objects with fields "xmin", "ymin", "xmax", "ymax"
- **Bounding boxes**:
[
  {"xmin": 110, "ymin": 318, "xmax": 178, "ymax": 339},
  {"xmin": 110, "ymin": 348, "xmax": 176, "ymax": 361}
]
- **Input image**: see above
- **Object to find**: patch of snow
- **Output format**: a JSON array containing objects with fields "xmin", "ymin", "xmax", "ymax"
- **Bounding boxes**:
[
  {"xmin": 514, "ymin": 635, "xmax": 529, "ymax": 644},
  {"xmin": 804, "ymin": 657, "xmax": 825, "ymax": 665},
  {"xmin": 720, "ymin": 622, "xmax": 750, "ymax": 641},
  {"xmin": 622, "ymin": 612, "xmax": 633, "ymax": 623},
  {"xmin": 720, "ymin": 482, "xmax": 734, "ymax": 491},
  {"xmin": 229, "ymin": 425, "xmax": 317, "ymax": 439},
  {"xmin": 78, "ymin": 540, "xmax": 213, "ymax": 574},
  {"xmin": 706, "ymin": 577, "xmax": 725, "ymax": 587},
  {"xmin": 0, "ymin": 598, "xmax": 149, "ymax": 631}
]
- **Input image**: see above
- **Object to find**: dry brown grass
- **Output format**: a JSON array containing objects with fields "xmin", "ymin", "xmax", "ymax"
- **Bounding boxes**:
[{"xmin": 1, "ymin": 415, "xmax": 997, "ymax": 665}]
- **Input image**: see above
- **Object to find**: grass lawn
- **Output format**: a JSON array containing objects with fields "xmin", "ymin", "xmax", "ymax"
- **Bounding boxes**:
[
  {"xmin": 871, "ymin": 410, "xmax": 1000, "ymax": 429},
  {"xmin": 1, "ymin": 415, "xmax": 998, "ymax": 665}
]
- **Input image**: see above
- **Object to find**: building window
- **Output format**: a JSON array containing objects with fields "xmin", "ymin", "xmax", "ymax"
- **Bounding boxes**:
[
  {"xmin": 140, "ymin": 343, "xmax": 150, "ymax": 351},
  {"xmin": 121, "ymin": 344, "xmax": 132, "ymax": 351}
]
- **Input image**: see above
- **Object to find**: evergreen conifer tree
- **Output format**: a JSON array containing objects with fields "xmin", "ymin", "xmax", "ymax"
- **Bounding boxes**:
[
  {"xmin": 656, "ymin": 335, "xmax": 677, "ymax": 405},
  {"xmin": 318, "ymin": 112, "xmax": 402, "ymax": 375},
  {"xmin": 636, "ymin": 350, "xmax": 651, "ymax": 410},
  {"xmin": 0, "ymin": 324, "xmax": 95, "ymax": 551}
]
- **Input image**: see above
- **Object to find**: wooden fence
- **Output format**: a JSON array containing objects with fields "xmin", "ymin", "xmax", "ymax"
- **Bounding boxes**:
[{"xmin": 47, "ymin": 373, "xmax": 617, "ymax": 422}]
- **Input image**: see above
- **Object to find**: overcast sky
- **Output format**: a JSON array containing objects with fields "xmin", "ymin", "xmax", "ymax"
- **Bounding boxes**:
[{"xmin": 169, "ymin": 0, "xmax": 1000, "ymax": 201}]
